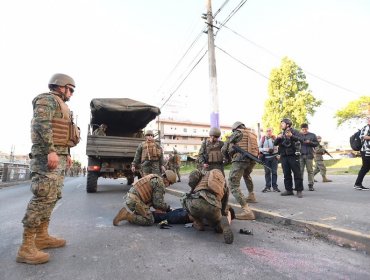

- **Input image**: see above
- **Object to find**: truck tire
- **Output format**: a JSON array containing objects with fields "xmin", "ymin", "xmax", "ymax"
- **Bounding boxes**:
[
  {"xmin": 86, "ymin": 171, "xmax": 98, "ymax": 193},
  {"xmin": 127, "ymin": 175, "xmax": 134, "ymax": 185}
]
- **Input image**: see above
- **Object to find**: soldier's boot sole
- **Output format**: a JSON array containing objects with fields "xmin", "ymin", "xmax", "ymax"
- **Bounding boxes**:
[{"xmin": 221, "ymin": 216, "xmax": 233, "ymax": 244}]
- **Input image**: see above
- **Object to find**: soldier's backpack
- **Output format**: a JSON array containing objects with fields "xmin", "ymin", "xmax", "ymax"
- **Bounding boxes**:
[{"xmin": 349, "ymin": 129, "xmax": 362, "ymax": 151}]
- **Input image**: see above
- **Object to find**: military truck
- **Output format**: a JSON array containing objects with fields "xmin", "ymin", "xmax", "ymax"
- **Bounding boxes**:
[{"xmin": 85, "ymin": 98, "xmax": 161, "ymax": 193}]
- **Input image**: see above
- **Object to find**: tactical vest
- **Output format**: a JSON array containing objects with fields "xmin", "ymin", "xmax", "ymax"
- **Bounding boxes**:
[
  {"xmin": 32, "ymin": 93, "xmax": 80, "ymax": 148},
  {"xmin": 141, "ymin": 140, "xmax": 161, "ymax": 161},
  {"xmin": 193, "ymin": 169, "xmax": 225, "ymax": 201},
  {"xmin": 170, "ymin": 154, "xmax": 180, "ymax": 165},
  {"xmin": 206, "ymin": 141, "xmax": 223, "ymax": 163},
  {"xmin": 237, "ymin": 128, "xmax": 259, "ymax": 156},
  {"xmin": 133, "ymin": 174, "xmax": 158, "ymax": 203}
]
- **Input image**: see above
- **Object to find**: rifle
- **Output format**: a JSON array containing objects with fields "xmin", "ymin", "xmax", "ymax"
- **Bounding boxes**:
[
  {"xmin": 232, "ymin": 145, "xmax": 272, "ymax": 171},
  {"xmin": 324, "ymin": 150, "xmax": 333, "ymax": 158}
]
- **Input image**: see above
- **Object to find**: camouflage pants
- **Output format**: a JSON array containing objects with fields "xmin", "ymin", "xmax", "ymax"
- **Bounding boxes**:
[
  {"xmin": 203, "ymin": 163, "xmax": 225, "ymax": 177},
  {"xmin": 228, "ymin": 160, "xmax": 255, "ymax": 207},
  {"xmin": 182, "ymin": 194, "xmax": 221, "ymax": 228},
  {"xmin": 314, "ymin": 160, "xmax": 326, "ymax": 177},
  {"xmin": 22, "ymin": 154, "xmax": 67, "ymax": 228},
  {"xmin": 141, "ymin": 161, "xmax": 161, "ymax": 177},
  {"xmin": 125, "ymin": 193, "xmax": 155, "ymax": 226}
]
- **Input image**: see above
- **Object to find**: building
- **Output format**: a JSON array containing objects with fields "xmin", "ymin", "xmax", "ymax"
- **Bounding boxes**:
[{"xmin": 156, "ymin": 119, "xmax": 232, "ymax": 155}]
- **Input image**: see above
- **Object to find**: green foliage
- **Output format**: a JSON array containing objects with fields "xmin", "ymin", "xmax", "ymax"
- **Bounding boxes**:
[
  {"xmin": 262, "ymin": 57, "xmax": 322, "ymax": 133},
  {"xmin": 335, "ymin": 96, "xmax": 370, "ymax": 126}
]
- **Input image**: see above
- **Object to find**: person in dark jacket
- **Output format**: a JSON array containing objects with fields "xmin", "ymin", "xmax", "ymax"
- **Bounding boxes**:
[
  {"xmin": 274, "ymin": 118, "xmax": 304, "ymax": 198},
  {"xmin": 299, "ymin": 123, "xmax": 319, "ymax": 191}
]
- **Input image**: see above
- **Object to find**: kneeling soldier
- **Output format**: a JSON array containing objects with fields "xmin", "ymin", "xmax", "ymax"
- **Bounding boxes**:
[
  {"xmin": 182, "ymin": 169, "xmax": 234, "ymax": 244},
  {"xmin": 113, "ymin": 170, "xmax": 177, "ymax": 226}
]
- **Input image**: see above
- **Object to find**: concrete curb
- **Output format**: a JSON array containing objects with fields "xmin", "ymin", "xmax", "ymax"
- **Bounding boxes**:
[{"xmin": 166, "ymin": 188, "xmax": 370, "ymax": 254}]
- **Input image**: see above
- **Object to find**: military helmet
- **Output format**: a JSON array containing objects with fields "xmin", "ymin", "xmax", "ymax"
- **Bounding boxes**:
[
  {"xmin": 164, "ymin": 170, "xmax": 176, "ymax": 184},
  {"xmin": 48, "ymin": 73, "xmax": 75, "ymax": 88},
  {"xmin": 281, "ymin": 118, "xmax": 293, "ymax": 126},
  {"xmin": 209, "ymin": 127, "xmax": 221, "ymax": 137},
  {"xmin": 188, "ymin": 169, "xmax": 203, "ymax": 188},
  {"xmin": 144, "ymin": 130, "xmax": 154, "ymax": 136},
  {"xmin": 231, "ymin": 121, "xmax": 245, "ymax": 130}
]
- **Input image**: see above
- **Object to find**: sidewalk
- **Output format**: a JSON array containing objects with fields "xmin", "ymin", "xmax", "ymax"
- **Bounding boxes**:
[{"xmin": 167, "ymin": 172, "xmax": 370, "ymax": 254}]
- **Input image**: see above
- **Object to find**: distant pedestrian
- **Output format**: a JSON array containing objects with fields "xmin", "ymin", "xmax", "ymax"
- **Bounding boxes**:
[
  {"xmin": 299, "ymin": 123, "xmax": 319, "ymax": 191},
  {"xmin": 313, "ymin": 136, "xmax": 332, "ymax": 183},
  {"xmin": 17, "ymin": 73, "xmax": 80, "ymax": 265},
  {"xmin": 259, "ymin": 128, "xmax": 280, "ymax": 192},
  {"xmin": 354, "ymin": 116, "xmax": 370, "ymax": 191},
  {"xmin": 274, "ymin": 118, "xmax": 304, "ymax": 198}
]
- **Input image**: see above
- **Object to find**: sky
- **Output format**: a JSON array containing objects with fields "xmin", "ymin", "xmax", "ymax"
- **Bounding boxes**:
[{"xmin": 0, "ymin": 0, "xmax": 369, "ymax": 164}]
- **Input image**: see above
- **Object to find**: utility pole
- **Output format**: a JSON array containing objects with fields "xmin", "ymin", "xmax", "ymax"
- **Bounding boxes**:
[{"xmin": 206, "ymin": 0, "xmax": 219, "ymax": 129}]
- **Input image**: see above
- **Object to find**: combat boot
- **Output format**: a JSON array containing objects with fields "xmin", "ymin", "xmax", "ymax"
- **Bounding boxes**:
[
  {"xmin": 113, "ymin": 207, "xmax": 134, "ymax": 226},
  {"xmin": 246, "ymin": 192, "xmax": 257, "ymax": 203},
  {"xmin": 322, "ymin": 176, "xmax": 332, "ymax": 183},
  {"xmin": 308, "ymin": 184, "xmax": 315, "ymax": 191},
  {"xmin": 220, "ymin": 216, "xmax": 233, "ymax": 244},
  {"xmin": 16, "ymin": 227, "xmax": 49, "ymax": 264},
  {"xmin": 35, "ymin": 222, "xmax": 66, "ymax": 250},
  {"xmin": 192, "ymin": 218, "xmax": 205, "ymax": 231},
  {"xmin": 235, "ymin": 204, "xmax": 255, "ymax": 220}
]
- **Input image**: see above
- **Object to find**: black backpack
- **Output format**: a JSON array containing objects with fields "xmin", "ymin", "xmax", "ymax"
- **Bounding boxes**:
[{"xmin": 349, "ymin": 129, "xmax": 362, "ymax": 151}]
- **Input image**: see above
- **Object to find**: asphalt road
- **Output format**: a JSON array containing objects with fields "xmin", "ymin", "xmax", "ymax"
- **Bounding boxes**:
[{"xmin": 0, "ymin": 176, "xmax": 369, "ymax": 280}]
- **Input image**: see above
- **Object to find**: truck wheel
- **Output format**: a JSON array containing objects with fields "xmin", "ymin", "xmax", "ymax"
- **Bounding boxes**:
[
  {"xmin": 127, "ymin": 175, "xmax": 134, "ymax": 185},
  {"xmin": 86, "ymin": 171, "xmax": 98, "ymax": 193}
]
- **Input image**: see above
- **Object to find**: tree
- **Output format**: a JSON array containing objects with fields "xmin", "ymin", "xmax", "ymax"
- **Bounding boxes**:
[
  {"xmin": 335, "ymin": 96, "xmax": 370, "ymax": 126},
  {"xmin": 262, "ymin": 57, "xmax": 322, "ymax": 133}
]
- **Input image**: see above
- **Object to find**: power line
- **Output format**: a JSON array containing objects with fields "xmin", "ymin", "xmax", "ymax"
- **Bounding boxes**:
[
  {"xmin": 220, "ymin": 23, "xmax": 362, "ymax": 96},
  {"xmin": 160, "ymin": 50, "xmax": 208, "ymax": 109}
]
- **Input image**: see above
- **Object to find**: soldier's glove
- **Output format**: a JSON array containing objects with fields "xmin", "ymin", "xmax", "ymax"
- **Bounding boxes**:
[{"xmin": 158, "ymin": 220, "xmax": 172, "ymax": 229}]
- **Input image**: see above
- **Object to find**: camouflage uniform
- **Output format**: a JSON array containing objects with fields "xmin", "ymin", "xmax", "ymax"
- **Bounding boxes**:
[
  {"xmin": 92, "ymin": 127, "xmax": 106, "ymax": 136},
  {"xmin": 222, "ymin": 128, "xmax": 257, "ymax": 206},
  {"xmin": 125, "ymin": 175, "xmax": 170, "ymax": 226},
  {"xmin": 198, "ymin": 139, "xmax": 225, "ymax": 176},
  {"xmin": 313, "ymin": 144, "xmax": 328, "ymax": 177},
  {"xmin": 168, "ymin": 153, "xmax": 181, "ymax": 182},
  {"xmin": 132, "ymin": 140, "xmax": 164, "ymax": 176},
  {"xmin": 23, "ymin": 91, "xmax": 77, "ymax": 228},
  {"xmin": 182, "ymin": 169, "xmax": 233, "ymax": 243}
]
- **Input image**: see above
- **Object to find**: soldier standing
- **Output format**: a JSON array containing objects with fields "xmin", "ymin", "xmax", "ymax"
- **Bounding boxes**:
[
  {"xmin": 113, "ymin": 170, "xmax": 177, "ymax": 226},
  {"xmin": 313, "ymin": 136, "xmax": 332, "ymax": 183},
  {"xmin": 182, "ymin": 169, "xmax": 233, "ymax": 244},
  {"xmin": 131, "ymin": 130, "xmax": 165, "ymax": 176},
  {"xmin": 221, "ymin": 121, "xmax": 256, "ymax": 220},
  {"xmin": 17, "ymin": 73, "xmax": 80, "ymax": 264},
  {"xmin": 198, "ymin": 127, "xmax": 225, "ymax": 176},
  {"xmin": 168, "ymin": 150, "xmax": 181, "ymax": 182}
]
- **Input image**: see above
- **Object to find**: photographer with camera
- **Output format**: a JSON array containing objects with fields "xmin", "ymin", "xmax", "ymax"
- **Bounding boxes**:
[
  {"xmin": 259, "ymin": 128, "xmax": 280, "ymax": 193},
  {"xmin": 274, "ymin": 118, "xmax": 304, "ymax": 198}
]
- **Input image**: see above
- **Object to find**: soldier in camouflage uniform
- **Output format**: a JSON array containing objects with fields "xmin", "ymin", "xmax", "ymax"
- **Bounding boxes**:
[
  {"xmin": 168, "ymin": 150, "xmax": 181, "ymax": 182},
  {"xmin": 92, "ymin": 123, "xmax": 107, "ymax": 136},
  {"xmin": 313, "ymin": 136, "xmax": 332, "ymax": 183},
  {"xmin": 17, "ymin": 73, "xmax": 80, "ymax": 265},
  {"xmin": 221, "ymin": 121, "xmax": 256, "ymax": 220},
  {"xmin": 113, "ymin": 170, "xmax": 177, "ymax": 226},
  {"xmin": 182, "ymin": 169, "xmax": 233, "ymax": 244},
  {"xmin": 198, "ymin": 127, "xmax": 225, "ymax": 176},
  {"xmin": 131, "ymin": 130, "xmax": 165, "ymax": 176}
]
